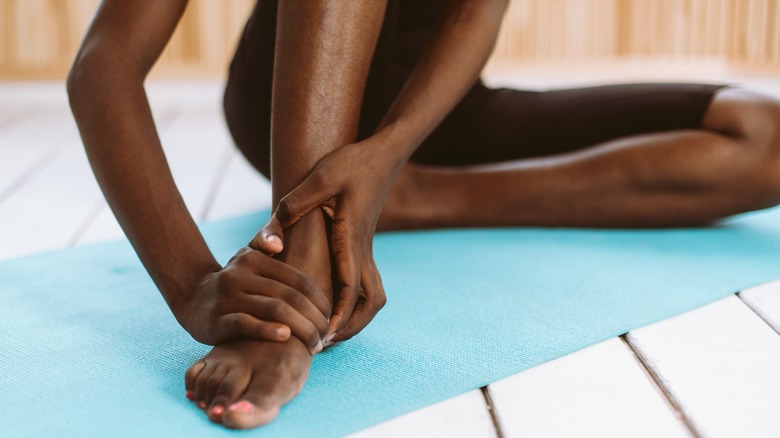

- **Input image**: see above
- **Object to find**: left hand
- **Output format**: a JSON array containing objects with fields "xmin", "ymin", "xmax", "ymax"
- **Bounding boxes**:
[{"xmin": 251, "ymin": 139, "xmax": 398, "ymax": 343}]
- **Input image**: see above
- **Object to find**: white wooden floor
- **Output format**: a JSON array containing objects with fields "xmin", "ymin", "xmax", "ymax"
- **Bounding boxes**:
[{"xmin": 1, "ymin": 72, "xmax": 779, "ymax": 437}]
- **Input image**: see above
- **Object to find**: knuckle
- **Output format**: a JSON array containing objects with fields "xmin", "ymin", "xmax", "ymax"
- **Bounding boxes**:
[
  {"xmin": 268, "ymin": 300, "xmax": 289, "ymax": 320},
  {"xmin": 375, "ymin": 292, "xmax": 387, "ymax": 309},
  {"xmin": 222, "ymin": 313, "xmax": 243, "ymax": 332},
  {"xmin": 277, "ymin": 197, "xmax": 297, "ymax": 222},
  {"xmin": 296, "ymin": 277, "xmax": 318, "ymax": 299},
  {"xmin": 215, "ymin": 268, "xmax": 239, "ymax": 289}
]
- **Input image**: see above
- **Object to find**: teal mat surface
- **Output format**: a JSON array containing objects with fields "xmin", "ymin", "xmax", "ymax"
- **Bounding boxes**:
[{"xmin": 3, "ymin": 207, "xmax": 780, "ymax": 437}]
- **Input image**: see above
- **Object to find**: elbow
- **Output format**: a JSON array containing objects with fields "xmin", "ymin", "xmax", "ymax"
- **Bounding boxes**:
[{"xmin": 66, "ymin": 52, "xmax": 95, "ymax": 108}]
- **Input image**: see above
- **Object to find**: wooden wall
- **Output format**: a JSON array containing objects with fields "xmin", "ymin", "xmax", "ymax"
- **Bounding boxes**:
[{"xmin": 1, "ymin": 0, "xmax": 779, "ymax": 79}]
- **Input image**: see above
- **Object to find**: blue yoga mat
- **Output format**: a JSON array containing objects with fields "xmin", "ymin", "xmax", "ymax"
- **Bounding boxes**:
[{"xmin": 2, "ymin": 207, "xmax": 780, "ymax": 437}]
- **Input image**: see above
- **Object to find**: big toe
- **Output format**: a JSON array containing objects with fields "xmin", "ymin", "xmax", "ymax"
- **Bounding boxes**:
[
  {"xmin": 221, "ymin": 376, "xmax": 296, "ymax": 429},
  {"xmin": 222, "ymin": 400, "xmax": 281, "ymax": 429},
  {"xmin": 207, "ymin": 369, "xmax": 251, "ymax": 423}
]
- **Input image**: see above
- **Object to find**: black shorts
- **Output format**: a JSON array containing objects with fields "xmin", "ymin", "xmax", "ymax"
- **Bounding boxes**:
[{"xmin": 223, "ymin": 0, "xmax": 726, "ymax": 177}]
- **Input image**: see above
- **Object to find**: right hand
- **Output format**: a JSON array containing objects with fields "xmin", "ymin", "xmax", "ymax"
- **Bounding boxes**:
[{"xmin": 173, "ymin": 247, "xmax": 329, "ymax": 354}]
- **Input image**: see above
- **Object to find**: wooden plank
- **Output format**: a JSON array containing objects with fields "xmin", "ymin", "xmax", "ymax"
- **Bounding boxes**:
[
  {"xmin": 0, "ymin": 128, "xmax": 103, "ymax": 259},
  {"xmin": 488, "ymin": 338, "xmax": 690, "ymax": 438},
  {"xmin": 740, "ymin": 279, "xmax": 780, "ymax": 334},
  {"xmin": 348, "ymin": 390, "xmax": 497, "ymax": 438},
  {"xmin": 626, "ymin": 295, "xmax": 780, "ymax": 438},
  {"xmin": 0, "ymin": 113, "xmax": 74, "ymax": 203},
  {"xmin": 77, "ymin": 108, "xmax": 229, "ymax": 244},
  {"xmin": 203, "ymin": 150, "xmax": 272, "ymax": 221}
]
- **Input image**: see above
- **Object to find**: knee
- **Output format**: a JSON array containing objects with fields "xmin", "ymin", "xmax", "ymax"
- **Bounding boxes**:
[
  {"xmin": 706, "ymin": 88, "xmax": 780, "ymax": 208},
  {"xmin": 223, "ymin": 70, "xmax": 273, "ymax": 180}
]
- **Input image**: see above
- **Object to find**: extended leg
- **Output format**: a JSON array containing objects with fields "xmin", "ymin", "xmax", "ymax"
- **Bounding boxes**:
[{"xmin": 380, "ymin": 87, "xmax": 780, "ymax": 229}]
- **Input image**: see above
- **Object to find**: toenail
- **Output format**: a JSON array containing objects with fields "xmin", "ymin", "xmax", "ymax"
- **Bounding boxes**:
[
  {"xmin": 197, "ymin": 401, "xmax": 206, "ymax": 409},
  {"xmin": 210, "ymin": 405, "xmax": 225, "ymax": 416},
  {"xmin": 228, "ymin": 400, "xmax": 254, "ymax": 414},
  {"xmin": 185, "ymin": 390, "xmax": 194, "ymax": 400}
]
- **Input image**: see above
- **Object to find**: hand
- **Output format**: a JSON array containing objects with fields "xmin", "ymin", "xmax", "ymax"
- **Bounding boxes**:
[
  {"xmin": 172, "ymin": 247, "xmax": 328, "ymax": 354},
  {"xmin": 252, "ymin": 139, "xmax": 394, "ymax": 343}
]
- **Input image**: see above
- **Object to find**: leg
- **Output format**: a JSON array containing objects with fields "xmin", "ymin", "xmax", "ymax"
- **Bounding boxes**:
[
  {"xmin": 194, "ymin": 0, "xmax": 386, "ymax": 429},
  {"xmin": 185, "ymin": 212, "xmax": 332, "ymax": 429},
  {"xmin": 379, "ymin": 86, "xmax": 780, "ymax": 229}
]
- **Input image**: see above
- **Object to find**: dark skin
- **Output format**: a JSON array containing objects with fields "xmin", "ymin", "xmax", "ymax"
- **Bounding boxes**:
[
  {"xmin": 67, "ymin": 0, "xmax": 331, "ymax": 354},
  {"xmin": 69, "ymin": 0, "xmax": 780, "ymax": 431}
]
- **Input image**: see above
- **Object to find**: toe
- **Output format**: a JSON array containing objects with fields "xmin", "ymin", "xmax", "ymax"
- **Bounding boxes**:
[
  {"xmin": 184, "ymin": 360, "xmax": 206, "ymax": 399},
  {"xmin": 222, "ymin": 400, "xmax": 280, "ymax": 430},
  {"xmin": 193, "ymin": 362, "xmax": 216, "ymax": 410},
  {"xmin": 208, "ymin": 369, "xmax": 251, "ymax": 423},
  {"xmin": 221, "ymin": 374, "xmax": 299, "ymax": 429},
  {"xmin": 204, "ymin": 365, "xmax": 228, "ymax": 408}
]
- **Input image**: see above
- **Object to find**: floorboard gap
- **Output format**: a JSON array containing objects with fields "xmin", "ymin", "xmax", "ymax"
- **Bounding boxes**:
[
  {"xmin": 736, "ymin": 291, "xmax": 780, "ymax": 335},
  {"xmin": 480, "ymin": 386, "xmax": 505, "ymax": 438},
  {"xmin": 619, "ymin": 335, "xmax": 701, "ymax": 438}
]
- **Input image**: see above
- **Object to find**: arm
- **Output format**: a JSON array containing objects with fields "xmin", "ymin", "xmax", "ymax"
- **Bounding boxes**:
[
  {"xmin": 374, "ymin": 0, "xmax": 509, "ymax": 167},
  {"xmin": 257, "ymin": 0, "xmax": 509, "ymax": 340},
  {"xmin": 68, "ymin": 0, "xmax": 326, "ymax": 352}
]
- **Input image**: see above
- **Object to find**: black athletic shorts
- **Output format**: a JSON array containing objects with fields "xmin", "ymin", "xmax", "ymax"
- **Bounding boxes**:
[{"xmin": 223, "ymin": 0, "xmax": 727, "ymax": 177}]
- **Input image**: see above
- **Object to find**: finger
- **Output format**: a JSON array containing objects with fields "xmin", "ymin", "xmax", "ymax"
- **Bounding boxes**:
[
  {"xmin": 237, "ymin": 250, "xmax": 330, "ymax": 314},
  {"xmin": 275, "ymin": 171, "xmax": 334, "ymax": 228},
  {"xmin": 218, "ymin": 313, "xmax": 290, "ymax": 342},
  {"xmin": 239, "ymin": 297, "xmax": 324, "ymax": 354},
  {"xmin": 326, "ymin": 223, "xmax": 362, "ymax": 339},
  {"xmin": 332, "ymin": 258, "xmax": 386, "ymax": 342},
  {"xmin": 249, "ymin": 279, "xmax": 329, "ymax": 335},
  {"xmin": 248, "ymin": 214, "xmax": 284, "ymax": 255}
]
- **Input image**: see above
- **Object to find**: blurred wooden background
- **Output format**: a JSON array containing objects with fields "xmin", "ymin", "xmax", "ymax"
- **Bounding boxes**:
[{"xmin": 1, "ymin": 0, "xmax": 779, "ymax": 79}]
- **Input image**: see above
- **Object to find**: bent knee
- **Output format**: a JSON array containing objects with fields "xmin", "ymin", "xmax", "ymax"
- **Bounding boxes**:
[{"xmin": 705, "ymin": 88, "xmax": 780, "ymax": 208}]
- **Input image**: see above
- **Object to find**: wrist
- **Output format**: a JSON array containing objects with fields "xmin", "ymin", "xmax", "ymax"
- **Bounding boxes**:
[
  {"xmin": 371, "ymin": 121, "xmax": 424, "ymax": 171},
  {"xmin": 159, "ymin": 258, "xmax": 221, "ymax": 318}
]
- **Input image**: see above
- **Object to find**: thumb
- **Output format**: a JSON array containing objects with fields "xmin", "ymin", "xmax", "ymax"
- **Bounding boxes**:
[
  {"xmin": 275, "ymin": 170, "xmax": 335, "ymax": 228},
  {"xmin": 249, "ymin": 213, "xmax": 285, "ymax": 255}
]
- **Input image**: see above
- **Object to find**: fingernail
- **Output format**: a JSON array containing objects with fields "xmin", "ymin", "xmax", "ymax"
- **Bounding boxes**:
[
  {"xmin": 197, "ymin": 401, "xmax": 207, "ymax": 409},
  {"xmin": 228, "ymin": 400, "xmax": 254, "ymax": 414},
  {"xmin": 210, "ymin": 405, "xmax": 225, "ymax": 416},
  {"xmin": 313, "ymin": 339, "xmax": 323, "ymax": 354},
  {"xmin": 267, "ymin": 235, "xmax": 282, "ymax": 245},
  {"xmin": 323, "ymin": 333, "xmax": 336, "ymax": 347},
  {"xmin": 276, "ymin": 326, "xmax": 290, "ymax": 338},
  {"xmin": 185, "ymin": 390, "xmax": 194, "ymax": 400}
]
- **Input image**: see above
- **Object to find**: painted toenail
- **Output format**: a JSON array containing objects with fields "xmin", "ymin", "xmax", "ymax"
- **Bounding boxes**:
[
  {"xmin": 210, "ymin": 405, "xmax": 225, "ymax": 416},
  {"xmin": 185, "ymin": 390, "xmax": 194, "ymax": 400},
  {"xmin": 197, "ymin": 401, "xmax": 206, "ymax": 409},
  {"xmin": 228, "ymin": 400, "xmax": 254, "ymax": 414}
]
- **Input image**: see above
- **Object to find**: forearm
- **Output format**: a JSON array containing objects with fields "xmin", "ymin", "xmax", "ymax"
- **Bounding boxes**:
[
  {"xmin": 68, "ymin": 59, "xmax": 219, "ymax": 310},
  {"xmin": 375, "ymin": 0, "xmax": 508, "ymax": 167}
]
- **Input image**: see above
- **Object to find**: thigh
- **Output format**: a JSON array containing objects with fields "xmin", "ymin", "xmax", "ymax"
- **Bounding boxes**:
[
  {"xmin": 223, "ymin": 0, "xmax": 277, "ymax": 179},
  {"xmin": 411, "ymin": 82, "xmax": 728, "ymax": 166}
]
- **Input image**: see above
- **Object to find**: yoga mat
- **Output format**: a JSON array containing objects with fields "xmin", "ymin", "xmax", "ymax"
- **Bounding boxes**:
[{"xmin": 3, "ymin": 206, "xmax": 780, "ymax": 437}]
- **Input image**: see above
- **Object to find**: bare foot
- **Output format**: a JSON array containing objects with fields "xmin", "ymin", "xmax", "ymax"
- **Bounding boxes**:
[
  {"xmin": 184, "ymin": 210, "xmax": 333, "ymax": 429},
  {"xmin": 185, "ymin": 337, "xmax": 311, "ymax": 429}
]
